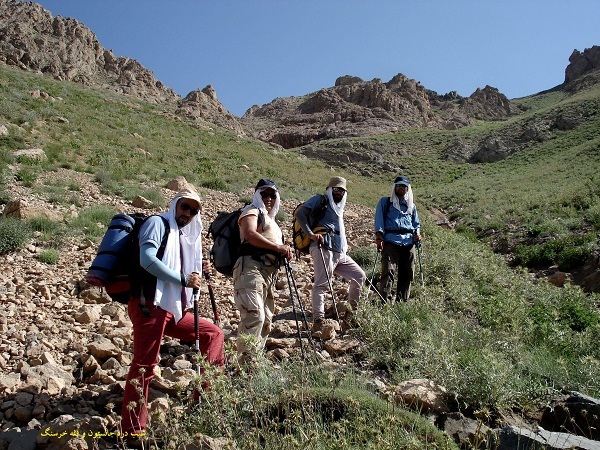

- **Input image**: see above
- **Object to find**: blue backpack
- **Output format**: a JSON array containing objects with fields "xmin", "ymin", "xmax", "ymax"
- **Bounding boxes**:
[{"xmin": 86, "ymin": 213, "xmax": 169, "ymax": 303}]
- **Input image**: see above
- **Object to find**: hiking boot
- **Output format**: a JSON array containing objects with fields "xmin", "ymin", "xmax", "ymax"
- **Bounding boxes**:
[{"xmin": 311, "ymin": 318, "xmax": 324, "ymax": 335}]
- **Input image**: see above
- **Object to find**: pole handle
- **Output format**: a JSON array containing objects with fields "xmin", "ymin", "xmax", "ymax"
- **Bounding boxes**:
[{"xmin": 192, "ymin": 271, "xmax": 200, "ymax": 297}]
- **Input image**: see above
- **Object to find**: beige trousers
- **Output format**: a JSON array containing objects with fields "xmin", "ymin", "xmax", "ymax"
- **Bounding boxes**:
[{"xmin": 232, "ymin": 255, "xmax": 278, "ymax": 357}]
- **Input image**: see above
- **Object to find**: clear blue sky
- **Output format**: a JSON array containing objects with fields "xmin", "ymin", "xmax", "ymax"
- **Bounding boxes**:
[{"xmin": 32, "ymin": 1, "xmax": 600, "ymax": 117}]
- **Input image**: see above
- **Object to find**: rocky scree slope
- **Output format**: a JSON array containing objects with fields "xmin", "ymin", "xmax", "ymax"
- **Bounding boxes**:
[{"xmin": 0, "ymin": 169, "xmax": 378, "ymax": 446}]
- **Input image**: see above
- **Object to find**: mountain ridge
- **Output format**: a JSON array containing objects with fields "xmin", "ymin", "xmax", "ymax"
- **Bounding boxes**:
[{"xmin": 3, "ymin": 0, "xmax": 599, "ymax": 150}]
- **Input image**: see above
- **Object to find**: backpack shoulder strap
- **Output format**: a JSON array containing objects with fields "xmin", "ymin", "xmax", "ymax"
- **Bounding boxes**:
[
  {"xmin": 383, "ymin": 197, "xmax": 392, "ymax": 219},
  {"xmin": 156, "ymin": 215, "xmax": 170, "ymax": 259},
  {"xmin": 257, "ymin": 209, "xmax": 265, "ymax": 231},
  {"xmin": 312, "ymin": 194, "xmax": 328, "ymax": 224}
]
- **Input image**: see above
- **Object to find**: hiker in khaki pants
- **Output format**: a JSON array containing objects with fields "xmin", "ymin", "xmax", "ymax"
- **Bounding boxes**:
[{"xmin": 233, "ymin": 179, "xmax": 292, "ymax": 363}]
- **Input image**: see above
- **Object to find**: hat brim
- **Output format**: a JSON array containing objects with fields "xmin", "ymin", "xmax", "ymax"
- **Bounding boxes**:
[
  {"xmin": 257, "ymin": 183, "xmax": 277, "ymax": 191},
  {"xmin": 177, "ymin": 189, "xmax": 201, "ymax": 204}
]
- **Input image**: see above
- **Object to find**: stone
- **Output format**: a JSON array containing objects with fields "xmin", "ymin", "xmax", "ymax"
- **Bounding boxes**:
[
  {"xmin": 390, "ymin": 378, "xmax": 450, "ymax": 414},
  {"xmin": 13, "ymin": 148, "xmax": 47, "ymax": 160},
  {"xmin": 87, "ymin": 337, "xmax": 119, "ymax": 360}
]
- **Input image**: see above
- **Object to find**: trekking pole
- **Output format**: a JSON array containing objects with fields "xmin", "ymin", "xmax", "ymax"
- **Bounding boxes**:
[
  {"xmin": 283, "ymin": 259, "xmax": 306, "ymax": 359},
  {"xmin": 416, "ymin": 241, "xmax": 424, "ymax": 288},
  {"xmin": 283, "ymin": 259, "xmax": 318, "ymax": 355},
  {"xmin": 364, "ymin": 248, "xmax": 381, "ymax": 302},
  {"xmin": 192, "ymin": 272, "xmax": 201, "ymax": 377},
  {"xmin": 318, "ymin": 244, "xmax": 340, "ymax": 322},
  {"xmin": 363, "ymin": 276, "xmax": 387, "ymax": 303},
  {"xmin": 202, "ymin": 263, "xmax": 219, "ymax": 325}
]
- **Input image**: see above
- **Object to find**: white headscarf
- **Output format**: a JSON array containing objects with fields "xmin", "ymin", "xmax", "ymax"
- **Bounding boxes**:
[
  {"xmin": 242, "ymin": 186, "xmax": 281, "ymax": 219},
  {"xmin": 154, "ymin": 190, "xmax": 203, "ymax": 323},
  {"xmin": 326, "ymin": 187, "xmax": 348, "ymax": 255},
  {"xmin": 391, "ymin": 183, "xmax": 414, "ymax": 215}
]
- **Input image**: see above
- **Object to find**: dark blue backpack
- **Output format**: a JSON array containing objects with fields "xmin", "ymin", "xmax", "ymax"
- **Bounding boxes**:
[{"xmin": 86, "ymin": 213, "xmax": 169, "ymax": 303}]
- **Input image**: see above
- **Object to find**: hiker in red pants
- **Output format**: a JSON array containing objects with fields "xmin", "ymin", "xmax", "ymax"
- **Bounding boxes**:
[{"xmin": 121, "ymin": 188, "xmax": 224, "ymax": 441}]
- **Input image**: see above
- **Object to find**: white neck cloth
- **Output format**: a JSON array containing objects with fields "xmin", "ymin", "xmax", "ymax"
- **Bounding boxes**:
[
  {"xmin": 326, "ymin": 187, "xmax": 347, "ymax": 255},
  {"xmin": 154, "ymin": 195, "xmax": 203, "ymax": 323},
  {"xmin": 391, "ymin": 184, "xmax": 414, "ymax": 215},
  {"xmin": 243, "ymin": 186, "xmax": 280, "ymax": 219}
]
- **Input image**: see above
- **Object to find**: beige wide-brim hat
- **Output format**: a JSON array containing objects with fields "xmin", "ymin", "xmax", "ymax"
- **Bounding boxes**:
[
  {"xmin": 176, "ymin": 188, "xmax": 201, "ymax": 205},
  {"xmin": 327, "ymin": 176, "xmax": 347, "ymax": 191}
]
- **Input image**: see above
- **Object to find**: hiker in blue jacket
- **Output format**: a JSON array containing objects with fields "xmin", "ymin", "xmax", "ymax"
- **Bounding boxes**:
[{"xmin": 374, "ymin": 175, "xmax": 422, "ymax": 303}]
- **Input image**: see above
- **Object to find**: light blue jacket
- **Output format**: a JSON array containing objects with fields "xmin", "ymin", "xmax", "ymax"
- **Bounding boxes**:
[{"xmin": 374, "ymin": 197, "xmax": 420, "ymax": 247}]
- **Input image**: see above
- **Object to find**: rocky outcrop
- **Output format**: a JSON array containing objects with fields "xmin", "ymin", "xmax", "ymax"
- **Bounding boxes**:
[
  {"xmin": 444, "ymin": 99, "xmax": 595, "ymax": 164},
  {"xmin": 458, "ymin": 85, "xmax": 521, "ymax": 121},
  {"xmin": 0, "ymin": 0, "xmax": 177, "ymax": 104},
  {"xmin": 0, "ymin": 0, "xmax": 243, "ymax": 134},
  {"xmin": 578, "ymin": 249, "xmax": 600, "ymax": 293},
  {"xmin": 175, "ymin": 85, "xmax": 245, "ymax": 135},
  {"xmin": 565, "ymin": 46, "xmax": 600, "ymax": 83},
  {"xmin": 242, "ymin": 75, "xmax": 520, "ymax": 149}
]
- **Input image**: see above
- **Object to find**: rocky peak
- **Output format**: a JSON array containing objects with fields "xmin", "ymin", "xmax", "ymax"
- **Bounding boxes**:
[
  {"xmin": 335, "ymin": 75, "xmax": 364, "ymax": 86},
  {"xmin": 459, "ymin": 85, "xmax": 520, "ymax": 121},
  {"xmin": 565, "ymin": 45, "xmax": 600, "ymax": 83},
  {"xmin": 175, "ymin": 86, "xmax": 245, "ymax": 135},
  {"xmin": 242, "ymin": 73, "xmax": 520, "ymax": 149},
  {"xmin": 0, "ymin": 0, "xmax": 178, "ymax": 104},
  {"xmin": 0, "ymin": 0, "xmax": 244, "ymax": 133}
]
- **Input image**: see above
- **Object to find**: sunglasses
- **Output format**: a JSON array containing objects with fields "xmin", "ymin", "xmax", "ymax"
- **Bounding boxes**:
[
  {"xmin": 260, "ymin": 191, "xmax": 277, "ymax": 199},
  {"xmin": 179, "ymin": 201, "xmax": 199, "ymax": 216},
  {"xmin": 332, "ymin": 187, "xmax": 346, "ymax": 193}
]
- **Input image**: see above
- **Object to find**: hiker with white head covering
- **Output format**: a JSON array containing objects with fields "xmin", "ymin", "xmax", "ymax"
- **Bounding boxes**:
[
  {"xmin": 233, "ymin": 178, "xmax": 292, "ymax": 361},
  {"xmin": 295, "ymin": 176, "xmax": 366, "ymax": 333},
  {"xmin": 121, "ymin": 188, "xmax": 224, "ymax": 439},
  {"xmin": 374, "ymin": 175, "xmax": 422, "ymax": 302}
]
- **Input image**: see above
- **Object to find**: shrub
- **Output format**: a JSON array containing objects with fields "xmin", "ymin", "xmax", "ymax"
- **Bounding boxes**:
[
  {"xmin": 515, "ymin": 235, "xmax": 592, "ymax": 271},
  {"xmin": 559, "ymin": 295, "xmax": 600, "ymax": 332},
  {"xmin": 15, "ymin": 167, "xmax": 38, "ymax": 187},
  {"xmin": 0, "ymin": 164, "xmax": 13, "ymax": 204},
  {"xmin": 28, "ymin": 217, "xmax": 69, "ymax": 248},
  {"xmin": 36, "ymin": 249, "xmax": 59, "ymax": 264},
  {"xmin": 140, "ymin": 188, "xmax": 165, "ymax": 208},
  {"xmin": 70, "ymin": 205, "xmax": 117, "ymax": 240},
  {"xmin": 586, "ymin": 204, "xmax": 600, "ymax": 230},
  {"xmin": 557, "ymin": 246, "xmax": 588, "ymax": 271},
  {"xmin": 0, "ymin": 217, "xmax": 31, "ymax": 254},
  {"xmin": 348, "ymin": 245, "xmax": 377, "ymax": 272},
  {"xmin": 201, "ymin": 177, "xmax": 227, "ymax": 191},
  {"xmin": 0, "ymin": 134, "xmax": 25, "ymax": 151}
]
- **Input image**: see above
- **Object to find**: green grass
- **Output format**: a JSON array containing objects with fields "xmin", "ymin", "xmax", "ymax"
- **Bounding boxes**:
[
  {"xmin": 36, "ymin": 248, "xmax": 59, "ymax": 264},
  {"xmin": 70, "ymin": 205, "xmax": 119, "ymax": 240},
  {"xmin": 357, "ymin": 215, "xmax": 600, "ymax": 411},
  {"xmin": 141, "ymin": 355, "xmax": 459, "ymax": 450}
]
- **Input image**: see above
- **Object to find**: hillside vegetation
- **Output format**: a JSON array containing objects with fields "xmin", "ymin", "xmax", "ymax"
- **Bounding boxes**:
[{"xmin": 1, "ymin": 62, "xmax": 599, "ymax": 448}]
